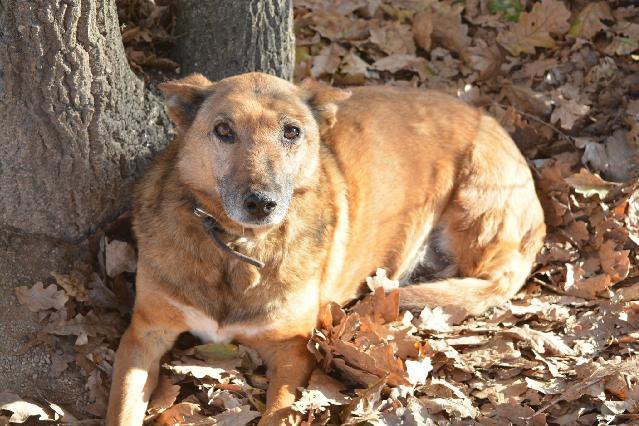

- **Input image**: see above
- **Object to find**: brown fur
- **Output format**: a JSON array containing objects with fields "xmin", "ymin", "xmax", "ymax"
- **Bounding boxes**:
[{"xmin": 106, "ymin": 73, "xmax": 545, "ymax": 425}]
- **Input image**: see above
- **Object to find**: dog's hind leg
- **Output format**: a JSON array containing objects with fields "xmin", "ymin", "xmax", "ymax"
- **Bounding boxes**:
[{"xmin": 399, "ymin": 115, "xmax": 546, "ymax": 320}]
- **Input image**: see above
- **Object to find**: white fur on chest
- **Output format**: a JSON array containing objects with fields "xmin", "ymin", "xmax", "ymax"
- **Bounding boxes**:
[{"xmin": 170, "ymin": 300, "xmax": 269, "ymax": 343}]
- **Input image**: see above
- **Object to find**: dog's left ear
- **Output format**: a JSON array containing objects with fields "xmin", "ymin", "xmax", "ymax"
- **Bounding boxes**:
[
  {"xmin": 300, "ymin": 79, "xmax": 351, "ymax": 133},
  {"xmin": 159, "ymin": 73, "xmax": 215, "ymax": 129}
]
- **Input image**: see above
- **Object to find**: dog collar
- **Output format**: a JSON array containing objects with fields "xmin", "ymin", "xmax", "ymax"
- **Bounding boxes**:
[{"xmin": 193, "ymin": 206, "xmax": 265, "ymax": 269}]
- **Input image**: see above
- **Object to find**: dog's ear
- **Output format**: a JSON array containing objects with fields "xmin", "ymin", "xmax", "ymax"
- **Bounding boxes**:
[
  {"xmin": 159, "ymin": 73, "xmax": 214, "ymax": 129},
  {"xmin": 300, "ymin": 79, "xmax": 351, "ymax": 133}
]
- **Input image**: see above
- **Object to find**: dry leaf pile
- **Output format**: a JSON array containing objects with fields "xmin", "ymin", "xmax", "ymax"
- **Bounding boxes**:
[
  {"xmin": 3, "ymin": 0, "xmax": 639, "ymax": 425},
  {"xmin": 117, "ymin": 0, "xmax": 179, "ymax": 76}
]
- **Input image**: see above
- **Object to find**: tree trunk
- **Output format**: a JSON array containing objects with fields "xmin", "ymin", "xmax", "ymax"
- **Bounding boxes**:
[
  {"xmin": 173, "ymin": 0, "xmax": 295, "ymax": 81},
  {"xmin": 0, "ymin": 0, "xmax": 169, "ymax": 242}
]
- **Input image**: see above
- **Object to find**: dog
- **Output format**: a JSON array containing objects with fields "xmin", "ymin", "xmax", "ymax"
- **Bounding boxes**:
[{"xmin": 106, "ymin": 72, "xmax": 545, "ymax": 425}]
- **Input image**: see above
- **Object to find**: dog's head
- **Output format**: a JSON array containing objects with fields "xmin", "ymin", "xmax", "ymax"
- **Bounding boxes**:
[{"xmin": 159, "ymin": 72, "xmax": 350, "ymax": 228}]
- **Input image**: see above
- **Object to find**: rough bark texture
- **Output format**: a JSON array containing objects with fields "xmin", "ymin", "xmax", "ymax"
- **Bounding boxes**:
[
  {"xmin": 0, "ymin": 0, "xmax": 170, "ymax": 242},
  {"xmin": 0, "ymin": 0, "xmax": 168, "ymax": 411},
  {"xmin": 173, "ymin": 0, "xmax": 295, "ymax": 81}
]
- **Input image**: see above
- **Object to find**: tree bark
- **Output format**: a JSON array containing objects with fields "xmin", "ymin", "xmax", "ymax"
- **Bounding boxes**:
[
  {"xmin": 173, "ymin": 0, "xmax": 295, "ymax": 81},
  {"xmin": 0, "ymin": 0, "xmax": 170, "ymax": 242}
]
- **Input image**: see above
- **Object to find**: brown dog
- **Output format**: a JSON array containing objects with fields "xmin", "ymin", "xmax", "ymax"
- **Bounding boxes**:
[{"xmin": 106, "ymin": 72, "xmax": 545, "ymax": 425}]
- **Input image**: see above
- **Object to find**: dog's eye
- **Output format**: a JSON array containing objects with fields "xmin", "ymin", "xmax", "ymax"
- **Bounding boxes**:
[
  {"xmin": 283, "ymin": 125, "xmax": 301, "ymax": 142},
  {"xmin": 213, "ymin": 123, "xmax": 235, "ymax": 143}
]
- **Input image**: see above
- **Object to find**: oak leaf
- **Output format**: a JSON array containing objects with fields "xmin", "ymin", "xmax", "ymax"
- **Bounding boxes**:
[
  {"xmin": 497, "ymin": 0, "xmax": 570, "ymax": 56},
  {"xmin": 15, "ymin": 282, "xmax": 68, "ymax": 312}
]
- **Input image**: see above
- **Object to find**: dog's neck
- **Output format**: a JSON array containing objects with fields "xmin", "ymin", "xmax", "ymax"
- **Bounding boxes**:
[{"xmin": 191, "ymin": 200, "xmax": 266, "ymax": 268}]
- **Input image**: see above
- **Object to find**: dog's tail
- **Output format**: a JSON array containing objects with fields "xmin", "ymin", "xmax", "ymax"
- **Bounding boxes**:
[
  {"xmin": 398, "ymin": 277, "xmax": 522, "ymax": 323},
  {"xmin": 398, "ymin": 234, "xmax": 544, "ymax": 323}
]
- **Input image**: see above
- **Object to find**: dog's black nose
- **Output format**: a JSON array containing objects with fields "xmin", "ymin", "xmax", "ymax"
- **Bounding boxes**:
[{"xmin": 243, "ymin": 192, "xmax": 277, "ymax": 219}]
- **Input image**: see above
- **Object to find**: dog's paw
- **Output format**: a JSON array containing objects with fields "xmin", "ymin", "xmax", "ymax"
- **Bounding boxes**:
[{"xmin": 257, "ymin": 408, "xmax": 301, "ymax": 426}]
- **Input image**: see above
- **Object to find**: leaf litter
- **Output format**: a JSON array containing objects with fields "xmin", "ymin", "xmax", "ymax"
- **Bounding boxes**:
[{"xmin": 7, "ymin": 0, "xmax": 639, "ymax": 424}]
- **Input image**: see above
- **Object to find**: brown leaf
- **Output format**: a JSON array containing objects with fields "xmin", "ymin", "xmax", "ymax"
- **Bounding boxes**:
[
  {"xmin": 310, "ymin": 11, "xmax": 369, "ymax": 42},
  {"xmin": 339, "ymin": 50, "xmax": 370, "ymax": 84},
  {"xmin": 497, "ymin": 0, "xmax": 570, "ymax": 56},
  {"xmin": 307, "ymin": 368, "xmax": 350, "ymax": 405},
  {"xmin": 147, "ymin": 375, "xmax": 180, "ymax": 415},
  {"xmin": 352, "ymin": 287, "xmax": 400, "ymax": 324},
  {"xmin": 465, "ymin": 40, "xmax": 502, "ymax": 79},
  {"xmin": 311, "ymin": 44, "xmax": 346, "ymax": 78},
  {"xmin": 52, "ymin": 271, "xmax": 88, "ymax": 302},
  {"xmin": 599, "ymin": 240, "xmax": 630, "ymax": 284},
  {"xmin": 105, "ymin": 239, "xmax": 137, "ymax": 278},
  {"xmin": 155, "ymin": 402, "xmax": 205, "ymax": 426},
  {"xmin": 569, "ymin": 2, "xmax": 613, "ymax": 40},
  {"xmin": 163, "ymin": 358, "xmax": 241, "ymax": 380},
  {"xmin": 565, "ymin": 264, "xmax": 612, "ymax": 299},
  {"xmin": 371, "ymin": 54, "xmax": 429, "ymax": 80},
  {"xmin": 210, "ymin": 405, "xmax": 260, "ymax": 425},
  {"xmin": 502, "ymin": 84, "xmax": 552, "ymax": 117},
  {"xmin": 430, "ymin": 2, "xmax": 470, "ymax": 54},
  {"xmin": 15, "ymin": 282, "xmax": 68, "ymax": 312},
  {"xmin": 49, "ymin": 351, "xmax": 74, "ymax": 378},
  {"xmin": 564, "ymin": 168, "xmax": 615, "ymax": 198},
  {"xmin": 550, "ymin": 98, "xmax": 590, "ymax": 130},
  {"xmin": 412, "ymin": 10, "xmax": 433, "ymax": 51},
  {"xmin": 369, "ymin": 21, "xmax": 416, "ymax": 55}
]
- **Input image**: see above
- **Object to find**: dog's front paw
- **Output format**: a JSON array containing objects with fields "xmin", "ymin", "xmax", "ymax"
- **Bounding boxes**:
[{"xmin": 257, "ymin": 408, "xmax": 301, "ymax": 426}]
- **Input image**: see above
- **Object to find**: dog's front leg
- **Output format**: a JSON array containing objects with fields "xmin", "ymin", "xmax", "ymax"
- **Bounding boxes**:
[
  {"xmin": 106, "ymin": 300, "xmax": 185, "ymax": 426},
  {"xmin": 244, "ymin": 336, "xmax": 315, "ymax": 426}
]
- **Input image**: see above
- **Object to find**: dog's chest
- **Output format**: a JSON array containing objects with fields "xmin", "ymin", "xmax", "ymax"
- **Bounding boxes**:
[{"xmin": 170, "ymin": 299, "xmax": 269, "ymax": 343}]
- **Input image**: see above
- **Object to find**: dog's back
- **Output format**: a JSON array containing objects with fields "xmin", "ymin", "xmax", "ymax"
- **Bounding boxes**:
[{"xmin": 321, "ymin": 85, "xmax": 545, "ymax": 317}]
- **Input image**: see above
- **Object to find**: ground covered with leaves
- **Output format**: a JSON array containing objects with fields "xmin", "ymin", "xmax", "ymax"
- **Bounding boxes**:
[{"xmin": 2, "ymin": 0, "xmax": 639, "ymax": 424}]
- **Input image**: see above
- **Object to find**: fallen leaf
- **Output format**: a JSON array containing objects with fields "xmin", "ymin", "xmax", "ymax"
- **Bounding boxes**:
[
  {"xmin": 163, "ymin": 358, "xmax": 241, "ymax": 381},
  {"xmin": 564, "ymin": 168, "xmax": 615, "ymax": 199},
  {"xmin": 371, "ymin": 54, "xmax": 429, "ymax": 80},
  {"xmin": 194, "ymin": 343, "xmax": 239, "ymax": 361},
  {"xmin": 51, "ymin": 271, "xmax": 88, "ymax": 302},
  {"xmin": 569, "ymin": 2, "xmax": 613, "ymax": 40},
  {"xmin": 405, "ymin": 357, "xmax": 432, "ymax": 385},
  {"xmin": 15, "ymin": 282, "xmax": 68, "ymax": 312},
  {"xmin": 551, "ymin": 98, "xmax": 590, "ymax": 130},
  {"xmin": 155, "ymin": 402, "xmax": 205, "ymax": 426},
  {"xmin": 565, "ymin": 263, "xmax": 613, "ymax": 299},
  {"xmin": 210, "ymin": 405, "xmax": 260, "ymax": 425},
  {"xmin": 430, "ymin": 2, "xmax": 470, "ymax": 54},
  {"xmin": 0, "ymin": 393, "xmax": 51, "ymax": 423},
  {"xmin": 307, "ymin": 368, "xmax": 350, "ymax": 405},
  {"xmin": 416, "ymin": 306, "xmax": 454, "ymax": 332},
  {"xmin": 599, "ymin": 240, "xmax": 630, "ymax": 284},
  {"xmin": 147, "ymin": 375, "xmax": 180, "ymax": 415},
  {"xmin": 497, "ymin": 0, "xmax": 570, "ymax": 56},
  {"xmin": 105, "ymin": 239, "xmax": 137, "ymax": 278},
  {"xmin": 412, "ymin": 10, "xmax": 433, "ymax": 51},
  {"xmin": 370, "ymin": 21, "xmax": 416, "ymax": 55}
]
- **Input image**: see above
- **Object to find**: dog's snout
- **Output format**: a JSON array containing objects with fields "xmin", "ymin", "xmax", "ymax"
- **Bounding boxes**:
[{"xmin": 243, "ymin": 192, "xmax": 277, "ymax": 219}]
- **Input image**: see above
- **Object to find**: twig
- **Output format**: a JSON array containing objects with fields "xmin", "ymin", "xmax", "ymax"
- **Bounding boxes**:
[{"xmin": 493, "ymin": 101, "xmax": 574, "ymax": 144}]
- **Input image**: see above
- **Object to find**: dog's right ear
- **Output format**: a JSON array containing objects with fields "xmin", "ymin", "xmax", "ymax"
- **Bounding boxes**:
[
  {"xmin": 299, "ymin": 79, "xmax": 351, "ymax": 134},
  {"xmin": 159, "ymin": 73, "xmax": 214, "ymax": 129}
]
